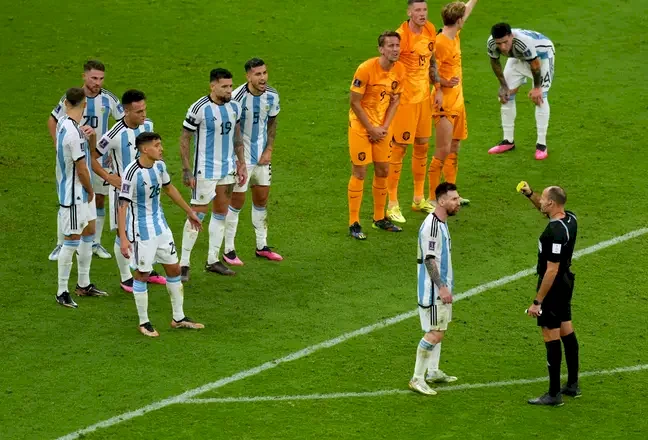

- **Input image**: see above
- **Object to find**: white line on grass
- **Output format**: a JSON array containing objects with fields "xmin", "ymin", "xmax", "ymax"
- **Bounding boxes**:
[
  {"xmin": 56, "ymin": 227, "xmax": 648, "ymax": 440},
  {"xmin": 183, "ymin": 363, "xmax": 648, "ymax": 404}
]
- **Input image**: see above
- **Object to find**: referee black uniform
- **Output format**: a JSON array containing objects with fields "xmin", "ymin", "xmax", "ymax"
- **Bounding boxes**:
[
  {"xmin": 536, "ymin": 211, "xmax": 577, "ymax": 329},
  {"xmin": 521, "ymin": 183, "xmax": 581, "ymax": 406}
]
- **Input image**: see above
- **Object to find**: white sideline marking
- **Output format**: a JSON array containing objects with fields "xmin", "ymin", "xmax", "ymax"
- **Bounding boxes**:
[
  {"xmin": 56, "ymin": 227, "xmax": 648, "ymax": 440},
  {"xmin": 183, "ymin": 363, "xmax": 648, "ymax": 404}
]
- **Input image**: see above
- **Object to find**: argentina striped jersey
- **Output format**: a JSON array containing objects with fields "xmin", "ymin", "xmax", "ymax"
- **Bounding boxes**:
[
  {"xmin": 56, "ymin": 116, "xmax": 92, "ymax": 206},
  {"xmin": 487, "ymin": 29, "xmax": 555, "ymax": 61},
  {"xmin": 97, "ymin": 118, "xmax": 154, "ymax": 176},
  {"xmin": 417, "ymin": 213, "xmax": 454, "ymax": 307},
  {"xmin": 52, "ymin": 88, "xmax": 124, "ymax": 168},
  {"xmin": 119, "ymin": 160, "xmax": 171, "ymax": 242},
  {"xmin": 231, "ymin": 84, "xmax": 280, "ymax": 165},
  {"xmin": 182, "ymin": 96, "xmax": 242, "ymax": 179}
]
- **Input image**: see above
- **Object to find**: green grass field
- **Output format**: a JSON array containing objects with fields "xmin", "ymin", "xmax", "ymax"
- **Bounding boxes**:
[{"xmin": 1, "ymin": 0, "xmax": 647, "ymax": 438}]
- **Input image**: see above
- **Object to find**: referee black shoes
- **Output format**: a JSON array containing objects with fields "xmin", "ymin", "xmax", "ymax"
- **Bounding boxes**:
[
  {"xmin": 528, "ymin": 392, "xmax": 564, "ymax": 407},
  {"xmin": 560, "ymin": 382, "xmax": 582, "ymax": 398}
]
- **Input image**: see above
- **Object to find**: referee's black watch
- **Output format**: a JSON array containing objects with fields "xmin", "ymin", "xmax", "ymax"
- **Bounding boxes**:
[{"xmin": 533, "ymin": 299, "xmax": 542, "ymax": 306}]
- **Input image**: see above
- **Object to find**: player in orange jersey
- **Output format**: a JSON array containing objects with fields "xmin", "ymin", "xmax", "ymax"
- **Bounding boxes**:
[
  {"xmin": 386, "ymin": 0, "xmax": 444, "ymax": 224},
  {"xmin": 429, "ymin": 0, "xmax": 478, "ymax": 207},
  {"xmin": 348, "ymin": 31, "xmax": 407, "ymax": 240}
]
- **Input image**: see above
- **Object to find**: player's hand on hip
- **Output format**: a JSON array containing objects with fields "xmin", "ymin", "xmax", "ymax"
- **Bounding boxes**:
[
  {"xmin": 108, "ymin": 174, "xmax": 121, "ymax": 189},
  {"xmin": 188, "ymin": 212, "xmax": 203, "ymax": 232},
  {"xmin": 182, "ymin": 169, "xmax": 196, "ymax": 189},
  {"xmin": 498, "ymin": 86, "xmax": 510, "ymax": 104},
  {"xmin": 529, "ymin": 87, "xmax": 544, "ymax": 105},
  {"xmin": 120, "ymin": 241, "xmax": 131, "ymax": 259},
  {"xmin": 439, "ymin": 286, "xmax": 453, "ymax": 304},
  {"xmin": 527, "ymin": 303, "xmax": 542, "ymax": 317},
  {"xmin": 80, "ymin": 125, "xmax": 95, "ymax": 138}
]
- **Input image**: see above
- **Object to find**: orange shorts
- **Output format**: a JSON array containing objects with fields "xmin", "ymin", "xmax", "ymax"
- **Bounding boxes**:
[
  {"xmin": 433, "ymin": 88, "xmax": 468, "ymax": 140},
  {"xmin": 348, "ymin": 127, "xmax": 391, "ymax": 165},
  {"xmin": 391, "ymin": 98, "xmax": 432, "ymax": 144}
]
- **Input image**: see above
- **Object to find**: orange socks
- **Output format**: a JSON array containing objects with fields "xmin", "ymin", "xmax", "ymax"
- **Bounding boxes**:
[
  {"xmin": 443, "ymin": 153, "xmax": 458, "ymax": 184},
  {"xmin": 348, "ymin": 175, "xmax": 364, "ymax": 226},
  {"xmin": 412, "ymin": 143, "xmax": 429, "ymax": 201},
  {"xmin": 372, "ymin": 176, "xmax": 387, "ymax": 222},
  {"xmin": 387, "ymin": 143, "xmax": 406, "ymax": 204},
  {"xmin": 427, "ymin": 157, "xmax": 444, "ymax": 200}
]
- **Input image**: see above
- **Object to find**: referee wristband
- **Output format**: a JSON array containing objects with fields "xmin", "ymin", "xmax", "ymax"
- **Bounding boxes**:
[
  {"xmin": 533, "ymin": 299, "xmax": 541, "ymax": 306},
  {"xmin": 525, "ymin": 190, "xmax": 534, "ymax": 198}
]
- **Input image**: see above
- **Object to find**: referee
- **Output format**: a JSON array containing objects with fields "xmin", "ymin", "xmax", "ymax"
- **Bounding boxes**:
[{"xmin": 519, "ymin": 182, "xmax": 580, "ymax": 406}]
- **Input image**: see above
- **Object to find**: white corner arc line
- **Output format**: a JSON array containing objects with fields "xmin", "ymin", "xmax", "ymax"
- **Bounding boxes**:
[
  {"xmin": 182, "ymin": 363, "xmax": 648, "ymax": 404},
  {"xmin": 56, "ymin": 227, "xmax": 648, "ymax": 440}
]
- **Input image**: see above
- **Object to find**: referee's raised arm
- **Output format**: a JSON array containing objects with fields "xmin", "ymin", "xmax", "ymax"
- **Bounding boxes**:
[{"xmin": 517, "ymin": 180, "xmax": 541, "ymax": 210}]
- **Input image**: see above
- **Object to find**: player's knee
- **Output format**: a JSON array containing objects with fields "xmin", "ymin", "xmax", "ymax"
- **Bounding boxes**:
[
  {"xmin": 392, "ymin": 142, "xmax": 408, "ymax": 152},
  {"xmin": 450, "ymin": 140, "xmax": 461, "ymax": 153},
  {"xmin": 424, "ymin": 331, "xmax": 444, "ymax": 344},
  {"xmin": 352, "ymin": 165, "xmax": 367, "ymax": 180},
  {"xmin": 414, "ymin": 137, "xmax": 429, "ymax": 146},
  {"xmin": 230, "ymin": 191, "xmax": 246, "ymax": 210},
  {"xmin": 134, "ymin": 270, "xmax": 150, "ymax": 283},
  {"xmin": 164, "ymin": 264, "xmax": 181, "ymax": 278},
  {"xmin": 560, "ymin": 321, "xmax": 574, "ymax": 337}
]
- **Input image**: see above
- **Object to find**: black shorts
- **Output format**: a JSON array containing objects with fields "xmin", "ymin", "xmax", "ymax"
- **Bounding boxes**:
[{"xmin": 536, "ymin": 272, "xmax": 575, "ymax": 329}]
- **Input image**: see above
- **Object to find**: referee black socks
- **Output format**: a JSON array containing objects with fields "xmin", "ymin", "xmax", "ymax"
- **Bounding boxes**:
[
  {"xmin": 561, "ymin": 332, "xmax": 580, "ymax": 386},
  {"xmin": 545, "ymin": 339, "xmax": 562, "ymax": 397}
]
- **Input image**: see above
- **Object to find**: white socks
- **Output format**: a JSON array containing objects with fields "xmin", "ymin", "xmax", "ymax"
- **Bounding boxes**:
[
  {"xmin": 95, "ymin": 207, "xmax": 105, "ymax": 246},
  {"xmin": 57, "ymin": 239, "xmax": 79, "ymax": 295},
  {"xmin": 535, "ymin": 99, "xmax": 550, "ymax": 145},
  {"xmin": 501, "ymin": 98, "xmax": 517, "ymax": 143},
  {"xmin": 413, "ymin": 338, "xmax": 436, "ymax": 380},
  {"xmin": 252, "ymin": 204, "xmax": 268, "ymax": 250},
  {"xmin": 166, "ymin": 276, "xmax": 185, "ymax": 322},
  {"xmin": 77, "ymin": 235, "xmax": 94, "ymax": 287},
  {"xmin": 56, "ymin": 214, "xmax": 65, "ymax": 246},
  {"xmin": 114, "ymin": 237, "xmax": 133, "ymax": 282},
  {"xmin": 224, "ymin": 205, "xmax": 241, "ymax": 253},
  {"xmin": 428, "ymin": 342, "xmax": 442, "ymax": 372},
  {"xmin": 133, "ymin": 280, "xmax": 149, "ymax": 325},
  {"xmin": 179, "ymin": 211, "xmax": 205, "ymax": 266},
  {"xmin": 207, "ymin": 212, "xmax": 226, "ymax": 265}
]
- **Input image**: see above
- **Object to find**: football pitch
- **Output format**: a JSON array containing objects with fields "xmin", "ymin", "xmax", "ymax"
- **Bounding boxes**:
[{"xmin": 1, "ymin": 0, "xmax": 648, "ymax": 438}]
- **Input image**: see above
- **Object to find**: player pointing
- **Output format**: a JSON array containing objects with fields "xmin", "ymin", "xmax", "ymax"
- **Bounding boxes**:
[{"xmin": 487, "ymin": 23, "xmax": 555, "ymax": 160}]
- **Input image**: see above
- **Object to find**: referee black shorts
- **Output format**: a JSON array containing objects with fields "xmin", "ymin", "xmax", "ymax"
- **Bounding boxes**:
[{"xmin": 536, "ymin": 272, "xmax": 575, "ymax": 329}]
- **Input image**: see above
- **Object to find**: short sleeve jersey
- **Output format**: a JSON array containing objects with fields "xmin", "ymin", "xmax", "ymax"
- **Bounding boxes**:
[
  {"xmin": 348, "ymin": 58, "xmax": 406, "ymax": 132},
  {"xmin": 396, "ymin": 20, "xmax": 438, "ymax": 104}
]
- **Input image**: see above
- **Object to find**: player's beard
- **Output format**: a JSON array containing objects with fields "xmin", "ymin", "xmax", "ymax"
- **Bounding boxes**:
[{"xmin": 221, "ymin": 95, "xmax": 231, "ymax": 103}]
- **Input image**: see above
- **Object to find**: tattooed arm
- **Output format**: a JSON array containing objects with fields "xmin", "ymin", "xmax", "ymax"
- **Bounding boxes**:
[
  {"xmin": 424, "ymin": 256, "xmax": 453, "ymax": 304},
  {"xmin": 429, "ymin": 53, "xmax": 443, "ymax": 107}
]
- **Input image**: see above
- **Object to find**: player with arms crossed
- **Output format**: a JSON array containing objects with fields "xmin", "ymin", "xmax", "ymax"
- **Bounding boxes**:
[
  {"xmin": 385, "ymin": 0, "xmax": 444, "ymax": 224},
  {"xmin": 179, "ymin": 68, "xmax": 248, "ymax": 278},
  {"xmin": 93, "ymin": 89, "xmax": 166, "ymax": 292},
  {"xmin": 487, "ymin": 24, "xmax": 555, "ymax": 160},
  {"xmin": 428, "ymin": 0, "xmax": 478, "ymax": 207},
  {"xmin": 118, "ymin": 132, "xmax": 205, "ymax": 337},
  {"xmin": 223, "ymin": 58, "xmax": 283, "ymax": 265},
  {"xmin": 55, "ymin": 88, "xmax": 109, "ymax": 308},
  {"xmin": 519, "ymin": 182, "xmax": 580, "ymax": 406},
  {"xmin": 49, "ymin": 60, "xmax": 124, "ymax": 261},
  {"xmin": 409, "ymin": 182, "xmax": 460, "ymax": 395},
  {"xmin": 348, "ymin": 31, "xmax": 406, "ymax": 240}
]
